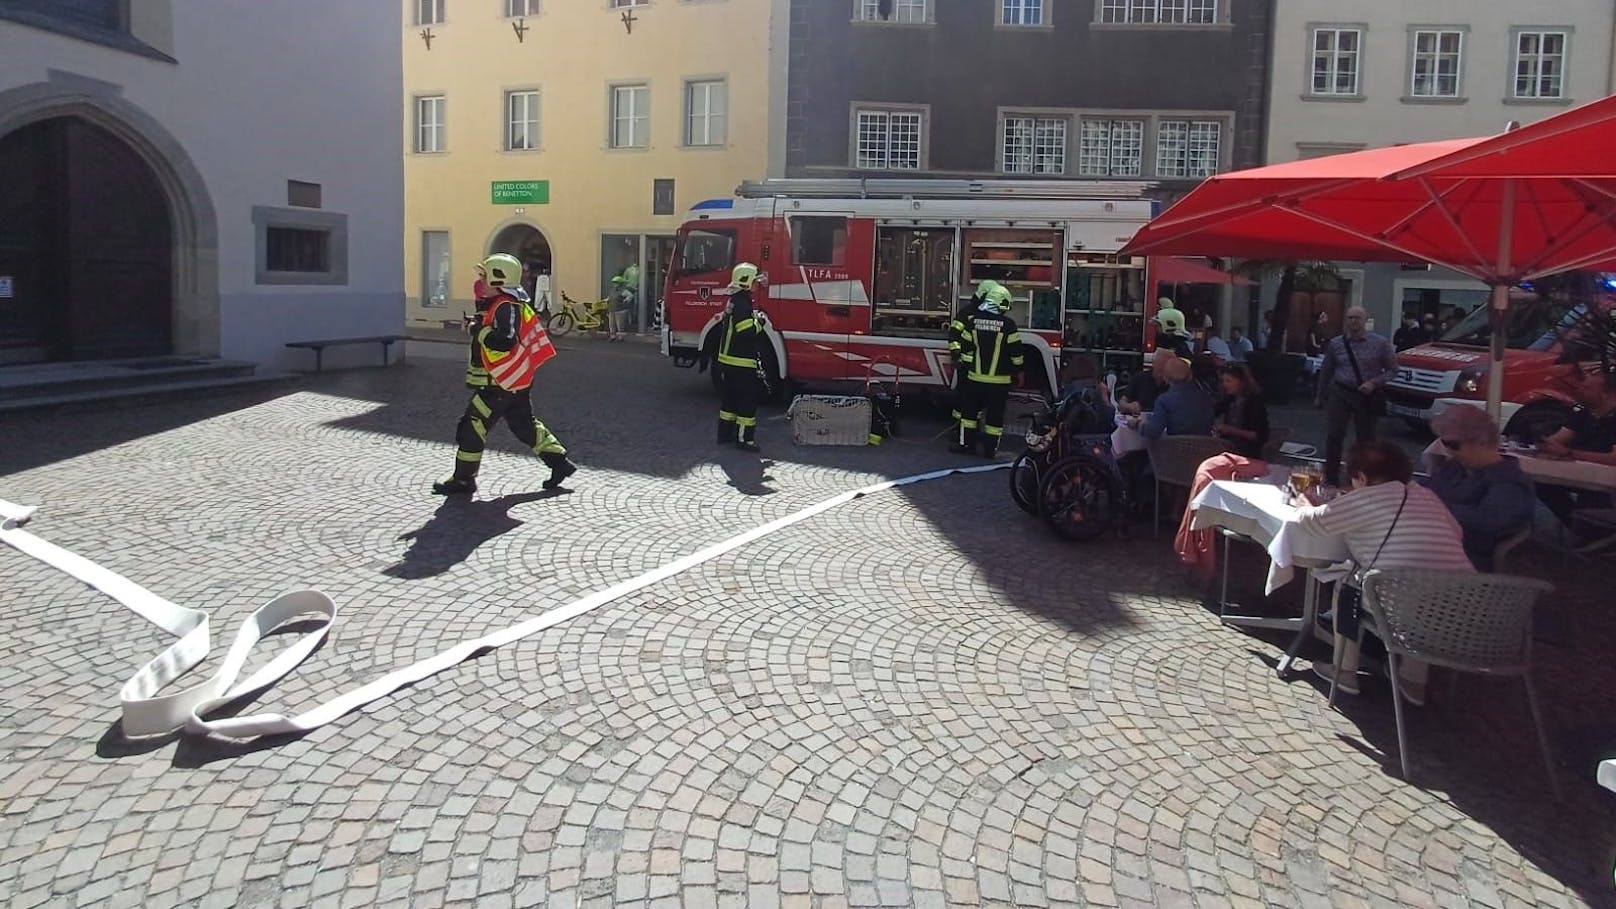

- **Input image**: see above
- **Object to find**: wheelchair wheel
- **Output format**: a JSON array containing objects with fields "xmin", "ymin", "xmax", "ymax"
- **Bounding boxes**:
[
  {"xmin": 549, "ymin": 311, "xmax": 575, "ymax": 337},
  {"xmin": 1037, "ymin": 455, "xmax": 1123, "ymax": 542},
  {"xmin": 1009, "ymin": 451, "xmax": 1040, "ymax": 514}
]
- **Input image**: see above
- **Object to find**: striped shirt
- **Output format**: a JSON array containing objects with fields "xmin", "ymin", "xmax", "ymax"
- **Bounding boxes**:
[{"xmin": 1296, "ymin": 481, "xmax": 1475, "ymax": 574}]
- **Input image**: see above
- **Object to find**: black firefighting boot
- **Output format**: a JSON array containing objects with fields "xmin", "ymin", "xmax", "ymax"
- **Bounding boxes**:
[
  {"xmin": 950, "ymin": 425, "xmax": 977, "ymax": 455},
  {"xmin": 539, "ymin": 451, "xmax": 577, "ymax": 490},
  {"xmin": 736, "ymin": 424, "xmax": 760, "ymax": 453},
  {"xmin": 979, "ymin": 434, "xmax": 1001, "ymax": 459},
  {"xmin": 432, "ymin": 474, "xmax": 477, "ymax": 496},
  {"xmin": 717, "ymin": 418, "xmax": 732, "ymax": 445}
]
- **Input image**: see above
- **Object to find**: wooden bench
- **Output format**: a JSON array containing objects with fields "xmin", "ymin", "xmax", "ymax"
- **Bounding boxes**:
[{"xmin": 285, "ymin": 335, "xmax": 407, "ymax": 374}]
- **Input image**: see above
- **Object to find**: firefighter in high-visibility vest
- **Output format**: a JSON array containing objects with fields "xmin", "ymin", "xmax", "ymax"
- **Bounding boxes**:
[
  {"xmin": 949, "ymin": 279, "xmax": 1003, "ymax": 423},
  {"xmin": 715, "ymin": 263, "xmax": 766, "ymax": 453},
  {"xmin": 433, "ymin": 253, "xmax": 578, "ymax": 496},
  {"xmin": 463, "ymin": 264, "xmax": 497, "ymax": 389},
  {"xmin": 951, "ymin": 283, "xmax": 1025, "ymax": 458}
]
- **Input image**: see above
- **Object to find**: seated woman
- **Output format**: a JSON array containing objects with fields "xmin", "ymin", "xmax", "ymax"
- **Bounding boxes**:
[
  {"xmin": 1211, "ymin": 364, "xmax": 1270, "ymax": 460},
  {"xmin": 1420, "ymin": 406, "xmax": 1535, "ymax": 571},
  {"xmin": 1297, "ymin": 441, "xmax": 1475, "ymax": 703}
]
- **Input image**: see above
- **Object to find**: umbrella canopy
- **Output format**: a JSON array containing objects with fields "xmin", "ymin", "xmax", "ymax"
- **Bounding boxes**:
[
  {"xmin": 1152, "ymin": 257, "xmax": 1256, "ymax": 287},
  {"xmin": 1119, "ymin": 94, "xmax": 1616, "ymax": 419}
]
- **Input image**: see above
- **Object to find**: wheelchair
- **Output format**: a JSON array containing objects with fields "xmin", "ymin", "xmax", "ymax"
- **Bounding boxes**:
[{"xmin": 1008, "ymin": 387, "xmax": 1129, "ymax": 542}]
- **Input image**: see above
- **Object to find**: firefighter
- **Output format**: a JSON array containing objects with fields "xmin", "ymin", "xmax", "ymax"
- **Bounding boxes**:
[
  {"xmin": 433, "ymin": 253, "xmax": 578, "ymax": 496},
  {"xmin": 1154, "ymin": 302, "xmax": 1196, "ymax": 362},
  {"xmin": 951, "ymin": 284, "xmax": 1025, "ymax": 458},
  {"xmin": 949, "ymin": 279, "xmax": 1003, "ymax": 423},
  {"xmin": 715, "ymin": 262, "xmax": 766, "ymax": 453},
  {"xmin": 463, "ymin": 264, "xmax": 496, "ymax": 389}
]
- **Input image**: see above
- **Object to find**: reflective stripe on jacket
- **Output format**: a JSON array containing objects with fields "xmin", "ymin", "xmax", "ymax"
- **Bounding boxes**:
[{"xmin": 965, "ymin": 311, "xmax": 1024, "ymax": 385}]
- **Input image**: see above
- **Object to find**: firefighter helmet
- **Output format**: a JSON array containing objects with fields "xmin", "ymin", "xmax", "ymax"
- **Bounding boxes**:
[
  {"xmin": 729, "ymin": 262, "xmax": 760, "ymax": 290},
  {"xmin": 982, "ymin": 284, "xmax": 1014, "ymax": 314},
  {"xmin": 975, "ymin": 279, "xmax": 1004, "ymax": 300},
  {"xmin": 1154, "ymin": 306, "xmax": 1187, "ymax": 334},
  {"xmin": 480, "ymin": 253, "xmax": 524, "ymax": 288}
]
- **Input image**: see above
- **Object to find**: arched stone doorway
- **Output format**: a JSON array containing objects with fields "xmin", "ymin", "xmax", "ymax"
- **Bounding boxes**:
[
  {"xmin": 0, "ymin": 116, "xmax": 172, "ymax": 362},
  {"xmin": 487, "ymin": 223, "xmax": 553, "ymax": 304}
]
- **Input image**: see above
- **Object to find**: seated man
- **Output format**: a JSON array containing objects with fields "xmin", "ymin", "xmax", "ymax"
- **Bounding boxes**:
[
  {"xmin": 1536, "ymin": 371, "xmax": 1616, "ymax": 523},
  {"xmin": 1421, "ymin": 406, "xmax": 1535, "ymax": 571},
  {"xmin": 1141, "ymin": 355, "xmax": 1215, "ymax": 440},
  {"xmin": 1118, "ymin": 356, "xmax": 1167, "ymax": 416}
]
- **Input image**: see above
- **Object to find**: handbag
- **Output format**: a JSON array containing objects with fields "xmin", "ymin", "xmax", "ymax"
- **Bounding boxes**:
[
  {"xmin": 1330, "ymin": 485, "xmax": 1409, "ymax": 638},
  {"xmin": 1341, "ymin": 337, "xmax": 1388, "ymax": 417}
]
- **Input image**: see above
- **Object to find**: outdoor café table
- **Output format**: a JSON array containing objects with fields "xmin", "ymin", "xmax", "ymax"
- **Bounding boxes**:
[
  {"xmin": 1189, "ymin": 474, "xmax": 1352, "ymax": 677},
  {"xmin": 1420, "ymin": 438, "xmax": 1616, "ymax": 494},
  {"xmin": 1112, "ymin": 412, "xmax": 1149, "ymax": 455}
]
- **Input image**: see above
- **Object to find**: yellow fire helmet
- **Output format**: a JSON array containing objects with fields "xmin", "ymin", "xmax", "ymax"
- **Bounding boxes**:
[
  {"xmin": 479, "ymin": 253, "xmax": 524, "ymax": 288},
  {"xmin": 729, "ymin": 262, "xmax": 760, "ymax": 290}
]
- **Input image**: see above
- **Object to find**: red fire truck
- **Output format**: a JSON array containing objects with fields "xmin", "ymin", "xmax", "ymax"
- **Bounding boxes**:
[{"xmin": 660, "ymin": 179, "xmax": 1162, "ymax": 399}]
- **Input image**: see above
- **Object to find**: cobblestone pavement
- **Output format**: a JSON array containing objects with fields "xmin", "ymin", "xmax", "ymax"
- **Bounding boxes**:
[{"xmin": 2, "ymin": 338, "xmax": 1614, "ymax": 909}]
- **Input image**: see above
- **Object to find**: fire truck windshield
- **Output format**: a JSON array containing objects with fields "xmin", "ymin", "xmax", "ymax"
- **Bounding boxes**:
[
  {"xmin": 675, "ymin": 227, "xmax": 736, "ymax": 278},
  {"xmin": 1437, "ymin": 300, "xmax": 1577, "ymax": 351}
]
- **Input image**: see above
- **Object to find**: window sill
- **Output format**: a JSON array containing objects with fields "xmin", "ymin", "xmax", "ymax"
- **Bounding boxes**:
[
  {"xmin": 1503, "ymin": 96, "xmax": 1573, "ymax": 106},
  {"xmin": 680, "ymin": 143, "xmax": 731, "ymax": 151},
  {"xmin": 849, "ymin": 18, "xmax": 935, "ymax": 28},
  {"xmin": 501, "ymin": 147, "xmax": 544, "ymax": 154},
  {"xmin": 995, "ymin": 22, "xmax": 1054, "ymax": 32},
  {"xmin": 1400, "ymin": 95, "xmax": 1467, "ymax": 105},
  {"xmin": 606, "ymin": 145, "xmax": 653, "ymax": 152},
  {"xmin": 1299, "ymin": 93, "xmax": 1366, "ymax": 103},
  {"xmin": 412, "ymin": 150, "xmax": 450, "ymax": 156}
]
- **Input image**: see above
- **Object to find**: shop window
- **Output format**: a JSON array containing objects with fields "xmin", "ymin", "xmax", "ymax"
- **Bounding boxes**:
[
  {"xmin": 676, "ymin": 228, "xmax": 736, "ymax": 277},
  {"xmin": 792, "ymin": 218, "xmax": 847, "ymax": 267},
  {"xmin": 422, "ymin": 231, "xmax": 451, "ymax": 307}
]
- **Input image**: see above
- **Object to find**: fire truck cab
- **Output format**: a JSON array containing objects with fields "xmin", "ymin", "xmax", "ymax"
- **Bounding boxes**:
[{"xmin": 661, "ymin": 179, "xmax": 1160, "ymax": 399}]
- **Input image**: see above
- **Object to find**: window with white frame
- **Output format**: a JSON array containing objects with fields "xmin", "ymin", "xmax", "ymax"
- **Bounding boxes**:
[
  {"xmin": 1002, "ymin": 0, "xmax": 1043, "ymax": 26},
  {"xmin": 1100, "ymin": 0, "xmax": 1216, "ymax": 24},
  {"xmin": 1002, "ymin": 116, "xmax": 1066, "ymax": 175},
  {"xmin": 1077, "ymin": 119, "xmax": 1144, "ymax": 177},
  {"xmin": 1311, "ymin": 28, "xmax": 1362, "ymax": 95},
  {"xmin": 422, "ymin": 231, "xmax": 451, "ymax": 307},
  {"xmin": 415, "ymin": 95, "xmax": 446, "ymax": 153},
  {"xmin": 854, "ymin": 108, "xmax": 923, "ymax": 170},
  {"xmin": 1156, "ymin": 119, "xmax": 1221, "ymax": 179},
  {"xmin": 505, "ymin": 90, "xmax": 539, "ymax": 151},
  {"xmin": 504, "ymin": 0, "xmax": 538, "ymax": 16},
  {"xmin": 610, "ymin": 0, "xmax": 647, "ymax": 7},
  {"xmin": 1514, "ymin": 30, "xmax": 1568, "ymax": 99},
  {"xmin": 684, "ymin": 80, "xmax": 728, "ymax": 147},
  {"xmin": 610, "ymin": 84, "xmax": 649, "ymax": 149},
  {"xmin": 856, "ymin": 0, "xmax": 928, "ymax": 23},
  {"xmin": 415, "ymin": 0, "xmax": 444, "ymax": 25},
  {"xmin": 1411, "ymin": 30, "xmax": 1463, "ymax": 98}
]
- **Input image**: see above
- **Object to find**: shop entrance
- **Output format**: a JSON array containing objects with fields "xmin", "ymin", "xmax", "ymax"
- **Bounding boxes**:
[
  {"xmin": 0, "ymin": 116, "xmax": 173, "ymax": 364},
  {"xmin": 488, "ymin": 223, "xmax": 553, "ymax": 304}
]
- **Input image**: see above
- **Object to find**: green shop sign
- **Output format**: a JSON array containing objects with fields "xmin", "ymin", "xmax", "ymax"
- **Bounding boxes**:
[{"xmin": 491, "ymin": 180, "xmax": 549, "ymax": 205}]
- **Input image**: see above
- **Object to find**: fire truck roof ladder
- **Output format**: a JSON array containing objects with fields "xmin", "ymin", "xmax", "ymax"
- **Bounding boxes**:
[{"xmin": 735, "ymin": 178, "xmax": 1156, "ymax": 201}]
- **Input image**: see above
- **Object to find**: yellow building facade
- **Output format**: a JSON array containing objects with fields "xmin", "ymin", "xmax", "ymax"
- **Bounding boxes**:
[{"xmin": 402, "ymin": 0, "xmax": 788, "ymax": 331}]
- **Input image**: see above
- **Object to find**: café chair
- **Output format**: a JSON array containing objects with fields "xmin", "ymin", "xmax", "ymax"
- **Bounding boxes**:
[
  {"xmin": 1259, "ymin": 427, "xmax": 1293, "ymax": 463},
  {"xmin": 1356, "ymin": 568, "xmax": 1559, "ymax": 796},
  {"xmin": 1490, "ymin": 525, "xmax": 1534, "ymax": 573},
  {"xmin": 1146, "ymin": 434, "xmax": 1229, "ymax": 537}
]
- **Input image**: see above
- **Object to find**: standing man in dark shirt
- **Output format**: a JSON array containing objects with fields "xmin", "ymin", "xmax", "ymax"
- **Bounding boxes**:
[{"xmin": 1315, "ymin": 306, "xmax": 1398, "ymax": 486}]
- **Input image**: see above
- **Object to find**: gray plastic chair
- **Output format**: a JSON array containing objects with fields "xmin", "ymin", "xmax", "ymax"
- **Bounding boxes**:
[
  {"xmin": 1146, "ymin": 434, "xmax": 1228, "ymax": 536},
  {"xmin": 1358, "ymin": 568, "xmax": 1559, "ymax": 795}
]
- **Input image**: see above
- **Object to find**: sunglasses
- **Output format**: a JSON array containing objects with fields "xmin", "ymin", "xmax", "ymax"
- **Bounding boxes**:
[{"xmin": 1440, "ymin": 438, "xmax": 1465, "ymax": 450}]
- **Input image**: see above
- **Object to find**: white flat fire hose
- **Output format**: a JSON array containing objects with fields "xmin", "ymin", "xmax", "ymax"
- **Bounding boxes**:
[{"xmin": 0, "ymin": 463, "xmax": 1007, "ymax": 741}]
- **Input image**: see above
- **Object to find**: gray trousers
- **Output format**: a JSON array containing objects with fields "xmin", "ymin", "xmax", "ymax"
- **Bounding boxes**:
[{"xmin": 1324, "ymin": 384, "xmax": 1377, "ymax": 486}]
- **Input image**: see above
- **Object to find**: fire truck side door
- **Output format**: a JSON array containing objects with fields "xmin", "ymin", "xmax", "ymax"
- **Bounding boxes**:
[{"xmin": 783, "ymin": 213, "xmax": 861, "ymax": 380}]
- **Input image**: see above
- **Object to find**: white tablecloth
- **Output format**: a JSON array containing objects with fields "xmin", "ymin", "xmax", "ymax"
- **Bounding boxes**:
[
  {"xmin": 1190, "ymin": 478, "xmax": 1351, "ymax": 594},
  {"xmin": 1420, "ymin": 441, "xmax": 1616, "ymax": 493},
  {"xmin": 1112, "ymin": 412, "xmax": 1148, "ymax": 455}
]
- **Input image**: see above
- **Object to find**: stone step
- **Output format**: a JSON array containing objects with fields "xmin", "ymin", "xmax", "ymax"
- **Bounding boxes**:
[
  {"xmin": 0, "ymin": 371, "xmax": 299, "ymax": 415},
  {"xmin": 0, "ymin": 357, "xmax": 260, "ymax": 401}
]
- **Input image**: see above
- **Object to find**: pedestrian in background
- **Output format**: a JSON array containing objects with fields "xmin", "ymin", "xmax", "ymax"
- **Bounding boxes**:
[{"xmin": 1315, "ymin": 306, "xmax": 1397, "ymax": 486}]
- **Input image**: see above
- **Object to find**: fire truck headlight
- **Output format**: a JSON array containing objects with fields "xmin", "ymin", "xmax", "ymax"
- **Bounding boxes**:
[{"xmin": 1457, "ymin": 368, "xmax": 1483, "ymax": 394}]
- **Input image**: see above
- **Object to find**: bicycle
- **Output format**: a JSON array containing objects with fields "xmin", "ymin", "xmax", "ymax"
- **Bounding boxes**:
[{"xmin": 549, "ymin": 291, "xmax": 611, "ymax": 337}]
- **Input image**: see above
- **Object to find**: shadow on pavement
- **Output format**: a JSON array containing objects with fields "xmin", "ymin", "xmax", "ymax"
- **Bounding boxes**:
[{"xmin": 386, "ymin": 490, "xmax": 567, "ymax": 579}]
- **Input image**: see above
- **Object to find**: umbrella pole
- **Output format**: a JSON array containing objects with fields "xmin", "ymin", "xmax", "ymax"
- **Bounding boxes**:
[{"xmin": 1486, "ymin": 179, "xmax": 1517, "ymax": 426}]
